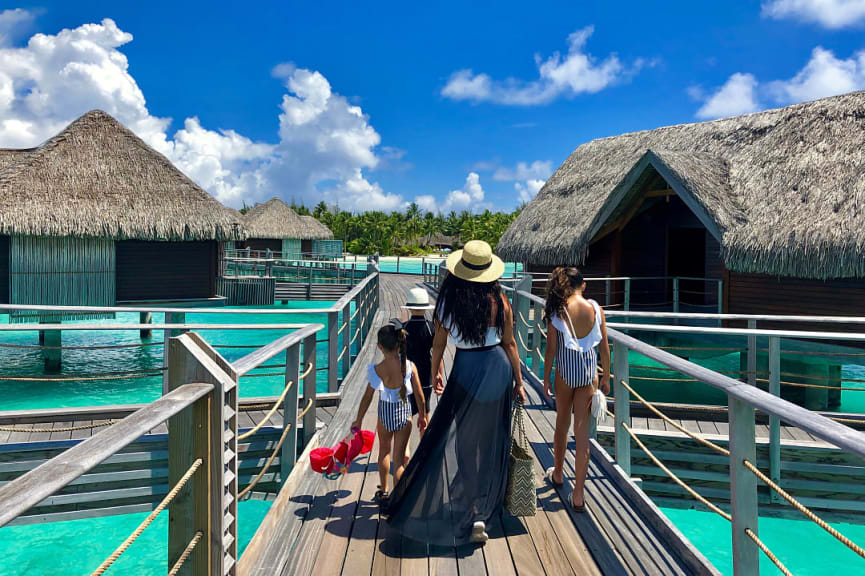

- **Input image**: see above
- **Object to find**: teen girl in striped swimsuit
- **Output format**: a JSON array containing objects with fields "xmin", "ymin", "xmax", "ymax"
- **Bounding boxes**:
[
  {"xmin": 542, "ymin": 267, "xmax": 610, "ymax": 512},
  {"xmin": 352, "ymin": 324, "xmax": 427, "ymax": 501}
]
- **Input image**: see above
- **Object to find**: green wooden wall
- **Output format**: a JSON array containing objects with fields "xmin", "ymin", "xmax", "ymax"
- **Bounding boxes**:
[
  {"xmin": 282, "ymin": 238, "xmax": 301, "ymax": 257},
  {"xmin": 10, "ymin": 236, "xmax": 115, "ymax": 322},
  {"xmin": 312, "ymin": 239, "xmax": 343, "ymax": 259}
]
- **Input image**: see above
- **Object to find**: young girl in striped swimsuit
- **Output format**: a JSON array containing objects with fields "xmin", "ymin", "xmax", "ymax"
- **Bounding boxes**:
[
  {"xmin": 542, "ymin": 267, "xmax": 610, "ymax": 511},
  {"xmin": 352, "ymin": 324, "xmax": 427, "ymax": 501}
]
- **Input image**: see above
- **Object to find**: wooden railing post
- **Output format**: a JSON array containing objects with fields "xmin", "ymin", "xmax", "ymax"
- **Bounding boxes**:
[
  {"xmin": 729, "ymin": 394, "xmax": 760, "ymax": 576},
  {"xmin": 605, "ymin": 276, "xmax": 611, "ymax": 307},
  {"xmin": 531, "ymin": 301, "xmax": 544, "ymax": 380},
  {"xmin": 673, "ymin": 277, "xmax": 679, "ymax": 314},
  {"xmin": 327, "ymin": 311, "xmax": 338, "ymax": 393},
  {"xmin": 768, "ymin": 336, "xmax": 781, "ymax": 504},
  {"xmin": 302, "ymin": 333, "xmax": 317, "ymax": 447},
  {"xmin": 168, "ymin": 334, "xmax": 236, "ymax": 576},
  {"xmin": 613, "ymin": 342, "xmax": 631, "ymax": 475},
  {"xmin": 717, "ymin": 279, "xmax": 724, "ymax": 326},
  {"xmin": 747, "ymin": 319, "xmax": 757, "ymax": 387},
  {"xmin": 341, "ymin": 306, "xmax": 352, "ymax": 380},
  {"xmin": 624, "ymin": 278, "xmax": 631, "ymax": 311},
  {"xmin": 164, "ymin": 311, "xmax": 187, "ymax": 395},
  {"xmin": 514, "ymin": 276, "xmax": 532, "ymax": 364},
  {"xmin": 282, "ymin": 343, "xmax": 300, "ymax": 481}
]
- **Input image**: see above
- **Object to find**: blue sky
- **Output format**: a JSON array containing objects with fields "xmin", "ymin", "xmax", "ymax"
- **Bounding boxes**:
[{"xmin": 1, "ymin": 1, "xmax": 864, "ymax": 211}]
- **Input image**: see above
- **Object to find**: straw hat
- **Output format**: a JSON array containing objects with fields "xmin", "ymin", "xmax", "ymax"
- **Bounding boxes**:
[
  {"xmin": 446, "ymin": 240, "xmax": 505, "ymax": 283},
  {"xmin": 403, "ymin": 287, "xmax": 435, "ymax": 310}
]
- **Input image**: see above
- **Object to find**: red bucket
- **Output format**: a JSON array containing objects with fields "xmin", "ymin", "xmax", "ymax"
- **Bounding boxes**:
[
  {"xmin": 309, "ymin": 447, "xmax": 334, "ymax": 473},
  {"xmin": 360, "ymin": 430, "xmax": 375, "ymax": 454}
]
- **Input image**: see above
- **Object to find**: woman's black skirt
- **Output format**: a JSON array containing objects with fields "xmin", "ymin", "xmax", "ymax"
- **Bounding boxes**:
[{"xmin": 384, "ymin": 344, "xmax": 513, "ymax": 545}]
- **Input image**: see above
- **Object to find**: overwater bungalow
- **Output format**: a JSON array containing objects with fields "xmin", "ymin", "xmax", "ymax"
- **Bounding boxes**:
[
  {"xmin": 498, "ymin": 91, "xmax": 865, "ymax": 409},
  {"xmin": 498, "ymin": 91, "xmax": 865, "ymax": 321},
  {"xmin": 240, "ymin": 198, "xmax": 341, "ymax": 258},
  {"xmin": 0, "ymin": 109, "xmax": 243, "ymax": 314}
]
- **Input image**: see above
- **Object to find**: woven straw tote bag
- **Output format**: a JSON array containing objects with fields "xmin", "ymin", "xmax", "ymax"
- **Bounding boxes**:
[{"xmin": 505, "ymin": 398, "xmax": 537, "ymax": 517}]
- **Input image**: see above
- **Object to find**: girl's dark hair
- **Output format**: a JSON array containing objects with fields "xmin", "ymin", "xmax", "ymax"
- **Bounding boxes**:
[
  {"xmin": 544, "ymin": 267, "xmax": 584, "ymax": 322},
  {"xmin": 434, "ymin": 274, "xmax": 504, "ymax": 346},
  {"xmin": 378, "ymin": 324, "xmax": 408, "ymax": 402}
]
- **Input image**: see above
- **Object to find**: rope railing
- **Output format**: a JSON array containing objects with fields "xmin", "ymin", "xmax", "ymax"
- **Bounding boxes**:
[
  {"xmin": 0, "ymin": 420, "xmax": 118, "ymax": 433},
  {"xmin": 167, "ymin": 531, "xmax": 202, "ymax": 576},
  {"xmin": 238, "ymin": 397, "xmax": 314, "ymax": 499},
  {"xmin": 350, "ymin": 328, "xmax": 361, "ymax": 346},
  {"xmin": 237, "ymin": 362, "xmax": 314, "ymax": 441},
  {"xmin": 620, "ymin": 378, "xmax": 865, "ymax": 568},
  {"xmin": 744, "ymin": 529, "xmax": 793, "ymax": 576},
  {"xmin": 90, "ymin": 458, "xmax": 202, "ymax": 576}
]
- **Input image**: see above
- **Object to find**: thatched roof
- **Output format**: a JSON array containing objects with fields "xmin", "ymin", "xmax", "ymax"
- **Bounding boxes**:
[
  {"xmin": 300, "ymin": 215, "xmax": 334, "ymax": 239},
  {"xmin": 421, "ymin": 232, "xmax": 457, "ymax": 247},
  {"xmin": 0, "ymin": 110, "xmax": 245, "ymax": 241},
  {"xmin": 243, "ymin": 198, "xmax": 331, "ymax": 240},
  {"xmin": 498, "ymin": 91, "xmax": 865, "ymax": 279}
]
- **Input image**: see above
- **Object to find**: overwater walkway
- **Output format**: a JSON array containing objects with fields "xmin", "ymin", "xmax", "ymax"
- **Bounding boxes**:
[{"xmin": 239, "ymin": 274, "xmax": 715, "ymax": 575}]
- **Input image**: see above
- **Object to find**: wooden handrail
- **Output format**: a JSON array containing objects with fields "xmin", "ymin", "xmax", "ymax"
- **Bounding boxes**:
[
  {"xmin": 607, "ymin": 327, "xmax": 865, "ymax": 460},
  {"xmin": 232, "ymin": 324, "xmax": 323, "ymax": 376},
  {"xmin": 0, "ymin": 383, "xmax": 214, "ymax": 528}
]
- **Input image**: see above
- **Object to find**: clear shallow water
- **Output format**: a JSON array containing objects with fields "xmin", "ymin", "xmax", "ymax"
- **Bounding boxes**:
[
  {"xmin": 0, "ymin": 301, "xmax": 347, "ymax": 411},
  {"xmin": 345, "ymin": 256, "xmax": 523, "ymax": 276},
  {"xmin": 662, "ymin": 507, "xmax": 865, "ymax": 575},
  {"xmin": 0, "ymin": 500, "xmax": 271, "ymax": 575}
]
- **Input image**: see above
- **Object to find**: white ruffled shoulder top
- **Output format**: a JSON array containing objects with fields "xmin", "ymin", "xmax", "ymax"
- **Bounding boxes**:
[
  {"xmin": 551, "ymin": 299, "xmax": 602, "ymax": 352},
  {"xmin": 367, "ymin": 361, "xmax": 414, "ymax": 403}
]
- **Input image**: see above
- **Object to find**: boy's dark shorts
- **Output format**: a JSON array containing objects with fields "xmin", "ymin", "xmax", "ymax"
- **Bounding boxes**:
[{"xmin": 409, "ymin": 386, "xmax": 433, "ymax": 416}]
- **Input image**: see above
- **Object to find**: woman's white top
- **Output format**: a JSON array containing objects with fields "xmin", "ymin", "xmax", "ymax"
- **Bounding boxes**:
[
  {"xmin": 551, "ymin": 299, "xmax": 602, "ymax": 352},
  {"xmin": 368, "ymin": 361, "xmax": 414, "ymax": 403},
  {"xmin": 436, "ymin": 304, "xmax": 501, "ymax": 349}
]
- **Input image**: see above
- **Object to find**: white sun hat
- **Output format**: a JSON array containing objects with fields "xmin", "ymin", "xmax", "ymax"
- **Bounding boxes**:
[{"xmin": 403, "ymin": 287, "xmax": 435, "ymax": 310}]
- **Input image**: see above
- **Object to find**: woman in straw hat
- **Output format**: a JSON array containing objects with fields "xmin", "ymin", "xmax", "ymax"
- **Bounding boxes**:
[{"xmin": 385, "ymin": 240, "xmax": 526, "ymax": 545}]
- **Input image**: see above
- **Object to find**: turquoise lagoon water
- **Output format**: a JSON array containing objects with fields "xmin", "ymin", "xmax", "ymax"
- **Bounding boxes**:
[
  {"xmin": 0, "ymin": 301, "xmax": 354, "ymax": 411},
  {"xmin": 342, "ymin": 255, "xmax": 523, "ymax": 277},
  {"xmin": 0, "ymin": 500, "xmax": 271, "ymax": 575},
  {"xmin": 662, "ymin": 506, "xmax": 865, "ymax": 575}
]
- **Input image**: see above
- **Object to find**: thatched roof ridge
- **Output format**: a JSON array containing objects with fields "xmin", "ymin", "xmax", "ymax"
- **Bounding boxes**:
[
  {"xmin": 497, "ymin": 91, "xmax": 865, "ymax": 279},
  {"xmin": 0, "ymin": 110, "xmax": 245, "ymax": 241},
  {"xmin": 243, "ymin": 198, "xmax": 330, "ymax": 239},
  {"xmin": 300, "ymin": 215, "xmax": 334, "ymax": 239}
]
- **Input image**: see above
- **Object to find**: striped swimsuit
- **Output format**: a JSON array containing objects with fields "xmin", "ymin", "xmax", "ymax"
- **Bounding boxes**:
[
  {"xmin": 553, "ymin": 299, "xmax": 602, "ymax": 388},
  {"xmin": 369, "ymin": 362, "xmax": 414, "ymax": 432}
]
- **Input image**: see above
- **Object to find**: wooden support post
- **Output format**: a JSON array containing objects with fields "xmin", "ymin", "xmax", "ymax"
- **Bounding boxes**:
[
  {"xmin": 729, "ymin": 395, "xmax": 759, "ymax": 576},
  {"xmin": 282, "ymin": 344, "xmax": 300, "ymax": 481},
  {"xmin": 672, "ymin": 278, "xmax": 679, "ymax": 314},
  {"xmin": 624, "ymin": 278, "xmax": 631, "ymax": 311},
  {"xmin": 140, "ymin": 311, "xmax": 153, "ymax": 339},
  {"xmin": 531, "ymin": 301, "xmax": 544, "ymax": 380},
  {"xmin": 396, "ymin": 255, "xmax": 400, "ymax": 274},
  {"xmin": 43, "ymin": 329, "xmax": 61, "ymax": 372},
  {"xmin": 421, "ymin": 257, "xmax": 425, "ymax": 278},
  {"xmin": 614, "ymin": 342, "xmax": 631, "ymax": 476},
  {"xmin": 515, "ymin": 276, "xmax": 532, "ymax": 364},
  {"xmin": 341, "ymin": 308, "xmax": 351, "ymax": 380},
  {"xmin": 768, "ymin": 336, "xmax": 781, "ymax": 504},
  {"xmin": 302, "ymin": 333, "xmax": 317, "ymax": 447},
  {"xmin": 327, "ymin": 311, "xmax": 338, "ymax": 393},
  {"xmin": 605, "ymin": 276, "xmax": 611, "ymax": 307},
  {"xmin": 168, "ymin": 335, "xmax": 235, "ymax": 576},
  {"xmin": 747, "ymin": 319, "xmax": 757, "ymax": 387},
  {"xmin": 164, "ymin": 312, "xmax": 187, "ymax": 395},
  {"xmin": 717, "ymin": 280, "xmax": 724, "ymax": 326}
]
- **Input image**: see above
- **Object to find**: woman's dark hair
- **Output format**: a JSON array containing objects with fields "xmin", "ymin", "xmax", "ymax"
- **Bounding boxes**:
[
  {"xmin": 544, "ymin": 267, "xmax": 584, "ymax": 322},
  {"xmin": 378, "ymin": 324, "xmax": 408, "ymax": 402},
  {"xmin": 434, "ymin": 274, "xmax": 504, "ymax": 346}
]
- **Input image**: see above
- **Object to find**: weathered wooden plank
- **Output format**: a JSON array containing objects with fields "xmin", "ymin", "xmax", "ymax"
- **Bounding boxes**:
[{"xmin": 481, "ymin": 512, "xmax": 516, "ymax": 576}]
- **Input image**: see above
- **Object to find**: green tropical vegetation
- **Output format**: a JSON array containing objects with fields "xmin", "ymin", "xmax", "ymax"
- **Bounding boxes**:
[{"xmin": 287, "ymin": 201, "xmax": 521, "ymax": 256}]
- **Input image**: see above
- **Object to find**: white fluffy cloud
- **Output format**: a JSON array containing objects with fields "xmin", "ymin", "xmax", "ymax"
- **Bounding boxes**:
[
  {"xmin": 515, "ymin": 179, "xmax": 545, "ymax": 204},
  {"xmin": 694, "ymin": 47, "xmax": 865, "ymax": 119},
  {"xmin": 419, "ymin": 173, "xmax": 488, "ymax": 214},
  {"xmin": 762, "ymin": 0, "xmax": 865, "ymax": 29},
  {"xmin": 442, "ymin": 27, "xmax": 645, "ymax": 106},
  {"xmin": 0, "ymin": 8, "xmax": 33, "ymax": 46},
  {"xmin": 695, "ymin": 73, "xmax": 760, "ymax": 119},
  {"xmin": 492, "ymin": 160, "xmax": 552, "ymax": 182},
  {"xmin": 0, "ymin": 14, "xmax": 405, "ymax": 211}
]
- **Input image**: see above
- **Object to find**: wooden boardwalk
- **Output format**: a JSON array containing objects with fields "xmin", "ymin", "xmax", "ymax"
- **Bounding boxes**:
[{"xmin": 240, "ymin": 274, "xmax": 716, "ymax": 575}]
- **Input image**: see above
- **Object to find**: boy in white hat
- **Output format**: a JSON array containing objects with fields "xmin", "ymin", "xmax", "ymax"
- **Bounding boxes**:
[{"xmin": 396, "ymin": 287, "xmax": 442, "ymax": 452}]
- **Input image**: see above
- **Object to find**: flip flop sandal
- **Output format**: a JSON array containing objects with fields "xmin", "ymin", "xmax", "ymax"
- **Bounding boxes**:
[
  {"xmin": 544, "ymin": 467, "xmax": 564, "ymax": 487},
  {"xmin": 374, "ymin": 489, "xmax": 389, "ymax": 502},
  {"xmin": 571, "ymin": 495, "xmax": 586, "ymax": 513}
]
